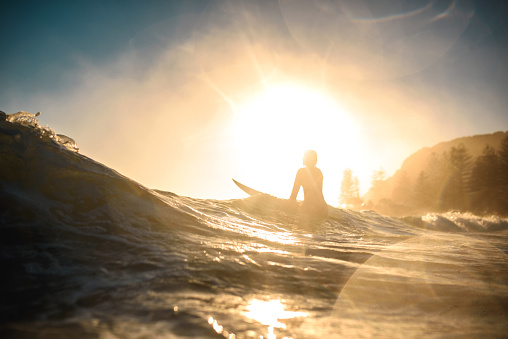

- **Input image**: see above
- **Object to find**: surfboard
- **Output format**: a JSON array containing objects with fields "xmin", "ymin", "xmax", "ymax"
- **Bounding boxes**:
[
  {"xmin": 232, "ymin": 179, "xmax": 264, "ymax": 196},
  {"xmin": 232, "ymin": 179, "xmax": 309, "ymax": 216}
]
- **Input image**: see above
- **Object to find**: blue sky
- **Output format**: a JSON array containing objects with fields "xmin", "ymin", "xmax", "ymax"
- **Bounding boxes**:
[
  {"xmin": 1, "ymin": 0, "xmax": 508, "ymax": 200},
  {"xmin": 1, "ymin": 1, "xmax": 212, "ymax": 97}
]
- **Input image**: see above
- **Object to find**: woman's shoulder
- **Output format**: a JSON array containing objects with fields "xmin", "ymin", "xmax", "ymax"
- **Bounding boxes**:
[
  {"xmin": 308, "ymin": 166, "xmax": 322, "ymax": 174},
  {"xmin": 311, "ymin": 167, "xmax": 323, "ymax": 179},
  {"xmin": 299, "ymin": 167, "xmax": 323, "ymax": 176}
]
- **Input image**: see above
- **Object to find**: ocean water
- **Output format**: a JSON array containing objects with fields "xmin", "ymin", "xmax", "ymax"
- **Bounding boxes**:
[{"xmin": 1, "ymin": 114, "xmax": 507, "ymax": 338}]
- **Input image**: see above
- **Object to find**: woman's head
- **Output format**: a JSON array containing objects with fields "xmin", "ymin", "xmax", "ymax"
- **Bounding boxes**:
[{"xmin": 303, "ymin": 150, "xmax": 318, "ymax": 167}]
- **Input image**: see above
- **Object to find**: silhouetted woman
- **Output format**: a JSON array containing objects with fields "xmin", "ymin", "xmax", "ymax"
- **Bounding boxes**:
[{"xmin": 289, "ymin": 150, "xmax": 328, "ymax": 217}]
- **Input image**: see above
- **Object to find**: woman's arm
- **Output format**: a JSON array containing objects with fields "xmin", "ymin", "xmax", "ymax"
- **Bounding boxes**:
[{"xmin": 290, "ymin": 169, "xmax": 302, "ymax": 200}]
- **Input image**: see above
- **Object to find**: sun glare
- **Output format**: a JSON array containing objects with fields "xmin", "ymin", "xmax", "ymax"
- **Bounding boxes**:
[
  {"xmin": 244, "ymin": 299, "xmax": 307, "ymax": 339},
  {"xmin": 232, "ymin": 84, "xmax": 363, "ymax": 201}
]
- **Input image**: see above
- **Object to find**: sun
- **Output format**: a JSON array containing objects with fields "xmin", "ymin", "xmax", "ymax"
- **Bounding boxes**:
[{"xmin": 231, "ymin": 83, "xmax": 363, "ymax": 202}]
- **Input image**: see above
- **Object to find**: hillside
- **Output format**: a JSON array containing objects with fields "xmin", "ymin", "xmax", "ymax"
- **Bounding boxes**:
[{"xmin": 364, "ymin": 130, "xmax": 508, "ymax": 203}]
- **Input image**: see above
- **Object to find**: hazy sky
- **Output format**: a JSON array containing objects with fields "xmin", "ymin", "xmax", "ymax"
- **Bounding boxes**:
[{"xmin": 2, "ymin": 0, "xmax": 507, "ymax": 203}]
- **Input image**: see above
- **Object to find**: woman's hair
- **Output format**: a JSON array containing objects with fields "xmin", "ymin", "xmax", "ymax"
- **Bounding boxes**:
[{"xmin": 303, "ymin": 150, "xmax": 318, "ymax": 167}]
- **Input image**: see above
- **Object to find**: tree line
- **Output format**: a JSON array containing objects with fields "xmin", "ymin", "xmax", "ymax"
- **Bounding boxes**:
[{"xmin": 339, "ymin": 135, "xmax": 508, "ymax": 216}]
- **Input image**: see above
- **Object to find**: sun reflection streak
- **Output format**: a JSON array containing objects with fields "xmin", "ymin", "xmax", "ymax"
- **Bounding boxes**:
[
  {"xmin": 244, "ymin": 299, "xmax": 307, "ymax": 339},
  {"xmin": 208, "ymin": 316, "xmax": 236, "ymax": 338}
]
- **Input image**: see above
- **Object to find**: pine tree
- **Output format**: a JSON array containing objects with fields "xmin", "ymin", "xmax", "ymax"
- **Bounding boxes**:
[
  {"xmin": 370, "ymin": 168, "xmax": 386, "ymax": 201},
  {"xmin": 424, "ymin": 153, "xmax": 448, "ymax": 211},
  {"xmin": 413, "ymin": 171, "xmax": 433, "ymax": 210},
  {"xmin": 497, "ymin": 135, "xmax": 508, "ymax": 214},
  {"xmin": 339, "ymin": 169, "xmax": 362, "ymax": 208},
  {"xmin": 352, "ymin": 176, "xmax": 361, "ymax": 207},
  {"xmin": 442, "ymin": 143, "xmax": 472, "ymax": 211},
  {"xmin": 392, "ymin": 171, "xmax": 412, "ymax": 204},
  {"xmin": 469, "ymin": 145, "xmax": 500, "ymax": 214}
]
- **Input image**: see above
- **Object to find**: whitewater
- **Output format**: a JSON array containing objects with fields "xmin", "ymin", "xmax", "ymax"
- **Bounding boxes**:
[{"xmin": 1, "ymin": 112, "xmax": 507, "ymax": 338}]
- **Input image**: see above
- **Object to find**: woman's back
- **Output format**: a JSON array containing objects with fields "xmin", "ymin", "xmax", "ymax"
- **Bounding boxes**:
[{"xmin": 290, "ymin": 150, "xmax": 328, "ymax": 217}]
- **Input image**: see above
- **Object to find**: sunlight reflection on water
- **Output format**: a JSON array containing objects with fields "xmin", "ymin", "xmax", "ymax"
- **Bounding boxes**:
[
  {"xmin": 244, "ymin": 299, "xmax": 307, "ymax": 339},
  {"xmin": 206, "ymin": 299, "xmax": 307, "ymax": 339},
  {"xmin": 208, "ymin": 316, "xmax": 236, "ymax": 338}
]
